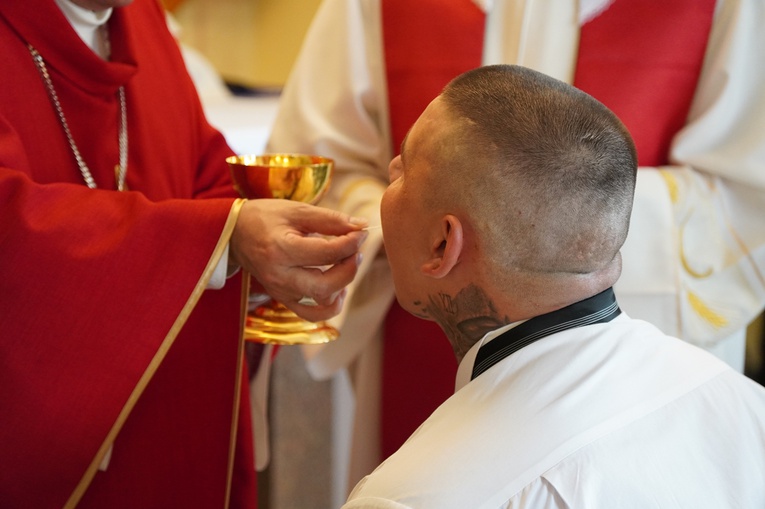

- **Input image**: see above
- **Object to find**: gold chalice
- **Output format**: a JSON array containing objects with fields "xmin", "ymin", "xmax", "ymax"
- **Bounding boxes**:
[{"xmin": 227, "ymin": 153, "xmax": 340, "ymax": 345}]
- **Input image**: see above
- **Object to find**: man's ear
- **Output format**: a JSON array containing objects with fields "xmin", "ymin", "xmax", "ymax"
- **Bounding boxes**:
[{"xmin": 421, "ymin": 214, "xmax": 463, "ymax": 279}]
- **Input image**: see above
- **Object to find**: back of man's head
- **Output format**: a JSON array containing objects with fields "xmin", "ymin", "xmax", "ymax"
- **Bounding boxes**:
[{"xmin": 437, "ymin": 65, "xmax": 637, "ymax": 285}]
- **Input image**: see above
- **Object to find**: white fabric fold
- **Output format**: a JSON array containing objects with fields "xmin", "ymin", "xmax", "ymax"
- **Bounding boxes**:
[{"xmin": 482, "ymin": 0, "xmax": 579, "ymax": 83}]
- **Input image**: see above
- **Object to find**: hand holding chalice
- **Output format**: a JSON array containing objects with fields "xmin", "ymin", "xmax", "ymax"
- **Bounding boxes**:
[{"xmin": 227, "ymin": 153, "xmax": 352, "ymax": 345}]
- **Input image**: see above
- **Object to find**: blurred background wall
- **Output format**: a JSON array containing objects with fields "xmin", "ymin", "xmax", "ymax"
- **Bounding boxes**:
[{"xmin": 165, "ymin": 0, "xmax": 323, "ymax": 89}]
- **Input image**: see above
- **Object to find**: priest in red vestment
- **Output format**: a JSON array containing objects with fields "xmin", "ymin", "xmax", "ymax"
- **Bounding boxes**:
[
  {"xmin": 0, "ymin": 0, "xmax": 368, "ymax": 507},
  {"xmin": 266, "ymin": 0, "xmax": 765, "ymax": 501}
]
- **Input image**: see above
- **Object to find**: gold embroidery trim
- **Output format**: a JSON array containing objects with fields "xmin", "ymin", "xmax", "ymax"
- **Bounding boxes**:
[
  {"xmin": 225, "ymin": 216, "xmax": 249, "ymax": 509},
  {"xmin": 659, "ymin": 169, "xmax": 680, "ymax": 204},
  {"xmin": 687, "ymin": 290, "xmax": 728, "ymax": 329}
]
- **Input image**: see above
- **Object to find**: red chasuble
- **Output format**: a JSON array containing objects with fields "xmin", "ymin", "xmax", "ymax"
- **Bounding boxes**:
[
  {"xmin": 0, "ymin": 0, "xmax": 256, "ymax": 507},
  {"xmin": 381, "ymin": 0, "xmax": 715, "ymax": 460}
]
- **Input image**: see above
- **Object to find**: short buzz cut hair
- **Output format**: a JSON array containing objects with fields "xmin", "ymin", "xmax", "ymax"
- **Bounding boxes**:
[{"xmin": 438, "ymin": 64, "xmax": 638, "ymax": 277}]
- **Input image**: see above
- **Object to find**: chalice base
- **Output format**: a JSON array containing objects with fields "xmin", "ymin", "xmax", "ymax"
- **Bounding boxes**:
[{"xmin": 244, "ymin": 301, "xmax": 339, "ymax": 345}]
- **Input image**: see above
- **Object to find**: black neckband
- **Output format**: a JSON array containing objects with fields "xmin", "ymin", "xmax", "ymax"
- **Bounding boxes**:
[{"xmin": 471, "ymin": 288, "xmax": 621, "ymax": 380}]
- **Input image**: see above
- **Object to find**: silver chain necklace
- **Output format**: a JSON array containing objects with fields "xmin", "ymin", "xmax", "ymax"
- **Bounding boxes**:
[{"xmin": 28, "ymin": 44, "xmax": 128, "ymax": 191}]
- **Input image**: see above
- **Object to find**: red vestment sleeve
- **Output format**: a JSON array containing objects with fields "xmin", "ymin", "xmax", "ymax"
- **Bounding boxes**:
[{"xmin": 0, "ymin": 158, "xmax": 248, "ymax": 508}]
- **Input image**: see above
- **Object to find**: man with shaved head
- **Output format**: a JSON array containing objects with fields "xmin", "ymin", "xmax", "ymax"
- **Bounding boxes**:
[{"xmin": 342, "ymin": 65, "xmax": 765, "ymax": 509}]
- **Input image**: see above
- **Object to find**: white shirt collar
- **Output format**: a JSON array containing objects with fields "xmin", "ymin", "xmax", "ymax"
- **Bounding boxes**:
[
  {"xmin": 455, "ymin": 320, "xmax": 528, "ymax": 391},
  {"xmin": 55, "ymin": 0, "xmax": 113, "ymax": 59}
]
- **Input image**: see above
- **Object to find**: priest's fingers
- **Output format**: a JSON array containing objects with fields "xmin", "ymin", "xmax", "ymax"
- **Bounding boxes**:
[
  {"xmin": 285, "ymin": 201, "xmax": 369, "ymax": 236},
  {"xmin": 261, "ymin": 252, "xmax": 361, "ymax": 321},
  {"xmin": 275, "ymin": 201, "xmax": 369, "ymax": 267},
  {"xmin": 282, "ymin": 229, "xmax": 368, "ymax": 268},
  {"xmin": 230, "ymin": 200, "xmax": 368, "ymax": 273},
  {"xmin": 230, "ymin": 200, "xmax": 370, "ymax": 321},
  {"xmin": 284, "ymin": 288, "xmax": 349, "ymax": 323}
]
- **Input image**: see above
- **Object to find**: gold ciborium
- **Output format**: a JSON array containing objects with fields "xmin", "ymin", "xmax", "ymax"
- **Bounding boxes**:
[{"xmin": 227, "ymin": 153, "xmax": 340, "ymax": 345}]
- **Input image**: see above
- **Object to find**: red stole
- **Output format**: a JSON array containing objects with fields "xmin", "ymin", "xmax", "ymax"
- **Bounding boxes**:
[
  {"xmin": 381, "ymin": 0, "xmax": 715, "ymax": 459},
  {"xmin": 573, "ymin": 0, "xmax": 716, "ymax": 166}
]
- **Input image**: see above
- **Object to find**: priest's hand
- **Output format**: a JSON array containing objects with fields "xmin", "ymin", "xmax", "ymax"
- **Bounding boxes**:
[{"xmin": 229, "ymin": 199, "xmax": 368, "ymax": 322}]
